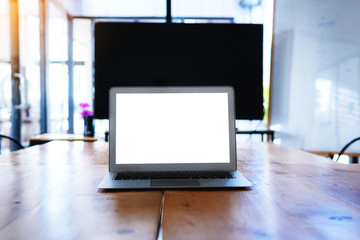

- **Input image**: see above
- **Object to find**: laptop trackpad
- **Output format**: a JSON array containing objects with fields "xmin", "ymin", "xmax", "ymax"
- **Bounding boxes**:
[{"xmin": 151, "ymin": 180, "xmax": 200, "ymax": 187}]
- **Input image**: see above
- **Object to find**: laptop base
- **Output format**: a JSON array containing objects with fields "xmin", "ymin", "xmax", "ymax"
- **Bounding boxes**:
[{"xmin": 98, "ymin": 170, "xmax": 252, "ymax": 190}]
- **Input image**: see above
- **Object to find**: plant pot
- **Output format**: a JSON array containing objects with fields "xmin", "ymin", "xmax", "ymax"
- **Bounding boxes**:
[{"xmin": 83, "ymin": 115, "xmax": 95, "ymax": 137}]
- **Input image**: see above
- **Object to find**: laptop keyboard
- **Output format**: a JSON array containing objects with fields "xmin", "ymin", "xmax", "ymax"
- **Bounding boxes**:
[{"xmin": 114, "ymin": 171, "xmax": 234, "ymax": 180}]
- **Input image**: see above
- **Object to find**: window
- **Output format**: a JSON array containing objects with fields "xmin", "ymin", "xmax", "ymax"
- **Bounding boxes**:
[
  {"xmin": 19, "ymin": 0, "xmax": 41, "ymax": 145},
  {"xmin": 1, "ymin": 0, "xmax": 275, "ymax": 149},
  {"xmin": 48, "ymin": 1, "xmax": 69, "ymax": 133},
  {"xmin": 0, "ymin": 0, "xmax": 11, "ymax": 152},
  {"xmin": 73, "ymin": 19, "xmax": 93, "ymax": 134},
  {"xmin": 81, "ymin": 0, "xmax": 274, "ymax": 139}
]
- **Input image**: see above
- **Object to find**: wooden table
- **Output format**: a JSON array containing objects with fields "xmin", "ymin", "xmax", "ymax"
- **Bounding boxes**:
[
  {"xmin": 0, "ymin": 141, "xmax": 359, "ymax": 239},
  {"xmin": 29, "ymin": 133, "xmax": 98, "ymax": 146}
]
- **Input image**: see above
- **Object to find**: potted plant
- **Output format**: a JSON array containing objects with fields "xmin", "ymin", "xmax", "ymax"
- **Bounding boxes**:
[{"xmin": 80, "ymin": 102, "xmax": 94, "ymax": 137}]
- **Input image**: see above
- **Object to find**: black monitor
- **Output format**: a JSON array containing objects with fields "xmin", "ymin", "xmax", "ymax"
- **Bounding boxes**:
[{"xmin": 94, "ymin": 22, "xmax": 263, "ymax": 120}]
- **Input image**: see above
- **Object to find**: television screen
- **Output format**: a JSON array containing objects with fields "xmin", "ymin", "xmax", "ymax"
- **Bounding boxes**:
[{"xmin": 95, "ymin": 22, "xmax": 263, "ymax": 119}]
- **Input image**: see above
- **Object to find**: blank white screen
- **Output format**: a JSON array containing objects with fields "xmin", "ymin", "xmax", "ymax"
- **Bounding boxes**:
[{"xmin": 115, "ymin": 93, "xmax": 230, "ymax": 164}]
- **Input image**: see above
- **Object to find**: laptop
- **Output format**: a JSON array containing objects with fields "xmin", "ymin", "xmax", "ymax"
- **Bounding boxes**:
[{"xmin": 98, "ymin": 86, "xmax": 252, "ymax": 189}]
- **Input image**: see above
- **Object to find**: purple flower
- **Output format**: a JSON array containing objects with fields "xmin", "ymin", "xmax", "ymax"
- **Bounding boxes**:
[
  {"xmin": 79, "ymin": 102, "xmax": 90, "ymax": 108},
  {"xmin": 81, "ymin": 109, "xmax": 93, "ymax": 118},
  {"xmin": 79, "ymin": 102, "xmax": 93, "ymax": 118}
]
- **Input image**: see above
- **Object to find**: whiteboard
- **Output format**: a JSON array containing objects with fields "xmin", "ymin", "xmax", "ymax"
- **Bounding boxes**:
[{"xmin": 271, "ymin": 0, "xmax": 360, "ymax": 152}]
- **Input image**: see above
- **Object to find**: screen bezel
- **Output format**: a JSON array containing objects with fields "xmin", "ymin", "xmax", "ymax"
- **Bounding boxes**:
[{"xmin": 109, "ymin": 86, "xmax": 237, "ymax": 172}]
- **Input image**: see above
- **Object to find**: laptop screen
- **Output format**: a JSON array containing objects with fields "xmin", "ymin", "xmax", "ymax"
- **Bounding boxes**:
[
  {"xmin": 115, "ymin": 92, "xmax": 230, "ymax": 164},
  {"xmin": 109, "ymin": 86, "xmax": 237, "ymax": 172}
]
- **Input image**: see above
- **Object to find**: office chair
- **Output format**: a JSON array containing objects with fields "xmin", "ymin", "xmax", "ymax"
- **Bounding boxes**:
[
  {"xmin": 336, "ymin": 137, "xmax": 360, "ymax": 162},
  {"xmin": 0, "ymin": 133, "xmax": 25, "ymax": 154}
]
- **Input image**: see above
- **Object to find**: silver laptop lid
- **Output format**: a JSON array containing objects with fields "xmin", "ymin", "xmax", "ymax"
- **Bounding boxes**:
[{"xmin": 109, "ymin": 86, "xmax": 237, "ymax": 172}]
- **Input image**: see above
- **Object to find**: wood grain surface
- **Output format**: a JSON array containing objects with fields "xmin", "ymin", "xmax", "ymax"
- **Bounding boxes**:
[
  {"xmin": 0, "ymin": 141, "xmax": 162, "ymax": 240},
  {"xmin": 1, "ymin": 141, "xmax": 359, "ymax": 240},
  {"xmin": 162, "ymin": 143, "xmax": 360, "ymax": 240}
]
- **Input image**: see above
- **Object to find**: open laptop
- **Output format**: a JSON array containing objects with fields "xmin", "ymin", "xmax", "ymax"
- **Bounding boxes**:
[{"xmin": 98, "ymin": 86, "xmax": 252, "ymax": 189}]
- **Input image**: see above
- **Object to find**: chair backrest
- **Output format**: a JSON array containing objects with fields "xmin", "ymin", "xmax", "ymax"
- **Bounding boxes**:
[
  {"xmin": 0, "ymin": 133, "xmax": 25, "ymax": 154},
  {"xmin": 336, "ymin": 137, "xmax": 360, "ymax": 161}
]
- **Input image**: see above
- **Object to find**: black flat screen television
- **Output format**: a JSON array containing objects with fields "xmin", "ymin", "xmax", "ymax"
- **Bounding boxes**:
[{"xmin": 94, "ymin": 22, "xmax": 263, "ymax": 119}]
